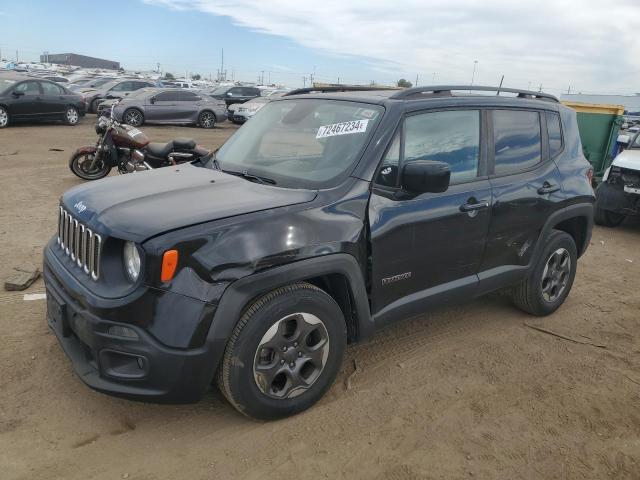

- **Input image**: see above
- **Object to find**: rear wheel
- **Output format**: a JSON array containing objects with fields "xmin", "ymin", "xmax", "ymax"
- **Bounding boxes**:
[
  {"xmin": 594, "ymin": 204, "xmax": 625, "ymax": 227},
  {"xmin": 64, "ymin": 106, "xmax": 79, "ymax": 126},
  {"xmin": 217, "ymin": 282, "xmax": 347, "ymax": 420},
  {"xmin": 69, "ymin": 151, "xmax": 110, "ymax": 180},
  {"xmin": 123, "ymin": 108, "xmax": 144, "ymax": 127},
  {"xmin": 0, "ymin": 106, "xmax": 8, "ymax": 128},
  {"xmin": 512, "ymin": 230, "xmax": 577, "ymax": 316},
  {"xmin": 199, "ymin": 110, "xmax": 216, "ymax": 129}
]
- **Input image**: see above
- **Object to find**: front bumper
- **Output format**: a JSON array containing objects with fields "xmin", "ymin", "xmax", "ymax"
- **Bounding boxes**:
[
  {"xmin": 596, "ymin": 181, "xmax": 640, "ymax": 215},
  {"xmin": 43, "ymin": 244, "xmax": 221, "ymax": 403}
]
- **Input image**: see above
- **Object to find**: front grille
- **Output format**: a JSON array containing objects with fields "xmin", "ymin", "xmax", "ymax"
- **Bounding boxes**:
[{"xmin": 57, "ymin": 206, "xmax": 102, "ymax": 280}]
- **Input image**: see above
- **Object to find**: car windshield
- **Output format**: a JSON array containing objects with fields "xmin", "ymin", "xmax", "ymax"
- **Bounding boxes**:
[
  {"xmin": 216, "ymin": 99, "xmax": 384, "ymax": 189},
  {"xmin": 0, "ymin": 79, "xmax": 16, "ymax": 92}
]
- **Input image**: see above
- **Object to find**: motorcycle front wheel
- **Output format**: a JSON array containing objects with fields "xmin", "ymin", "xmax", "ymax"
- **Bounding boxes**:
[{"xmin": 69, "ymin": 151, "xmax": 111, "ymax": 180}]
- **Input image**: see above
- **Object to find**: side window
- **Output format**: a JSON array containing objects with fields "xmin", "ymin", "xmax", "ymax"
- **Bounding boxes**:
[
  {"xmin": 493, "ymin": 110, "xmax": 542, "ymax": 175},
  {"xmin": 41, "ymin": 82, "xmax": 63, "ymax": 95},
  {"xmin": 154, "ymin": 91, "xmax": 178, "ymax": 102},
  {"xmin": 375, "ymin": 132, "xmax": 401, "ymax": 187},
  {"xmin": 404, "ymin": 110, "xmax": 480, "ymax": 184},
  {"xmin": 15, "ymin": 81, "xmax": 41, "ymax": 95},
  {"xmin": 111, "ymin": 81, "xmax": 132, "ymax": 92},
  {"xmin": 546, "ymin": 111, "xmax": 563, "ymax": 158},
  {"xmin": 228, "ymin": 88, "xmax": 243, "ymax": 97},
  {"xmin": 179, "ymin": 91, "xmax": 200, "ymax": 101}
]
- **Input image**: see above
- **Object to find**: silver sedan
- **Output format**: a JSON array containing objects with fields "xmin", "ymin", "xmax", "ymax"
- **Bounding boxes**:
[{"xmin": 111, "ymin": 88, "xmax": 228, "ymax": 128}]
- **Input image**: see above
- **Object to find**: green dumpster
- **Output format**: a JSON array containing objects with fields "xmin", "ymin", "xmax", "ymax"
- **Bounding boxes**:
[{"xmin": 561, "ymin": 102, "xmax": 625, "ymax": 180}]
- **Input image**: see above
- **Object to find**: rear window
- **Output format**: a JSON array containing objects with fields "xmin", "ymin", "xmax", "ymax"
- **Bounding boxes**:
[
  {"xmin": 493, "ymin": 110, "xmax": 542, "ymax": 175},
  {"xmin": 546, "ymin": 111, "xmax": 563, "ymax": 158}
]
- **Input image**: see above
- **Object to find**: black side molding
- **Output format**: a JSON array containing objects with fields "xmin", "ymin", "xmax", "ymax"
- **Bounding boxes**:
[{"xmin": 206, "ymin": 254, "xmax": 374, "ymax": 347}]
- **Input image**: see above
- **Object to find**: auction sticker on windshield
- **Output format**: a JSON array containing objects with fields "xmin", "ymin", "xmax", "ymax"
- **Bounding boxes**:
[{"xmin": 316, "ymin": 119, "xmax": 369, "ymax": 139}]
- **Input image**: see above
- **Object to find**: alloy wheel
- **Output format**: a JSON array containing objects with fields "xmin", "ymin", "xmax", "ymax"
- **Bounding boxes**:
[
  {"xmin": 253, "ymin": 312, "xmax": 330, "ymax": 399},
  {"xmin": 0, "ymin": 108, "xmax": 7, "ymax": 127},
  {"xmin": 541, "ymin": 247, "xmax": 571, "ymax": 303},
  {"xmin": 200, "ymin": 112, "xmax": 215, "ymax": 128},
  {"xmin": 125, "ymin": 110, "xmax": 142, "ymax": 126},
  {"xmin": 66, "ymin": 108, "xmax": 79, "ymax": 124}
]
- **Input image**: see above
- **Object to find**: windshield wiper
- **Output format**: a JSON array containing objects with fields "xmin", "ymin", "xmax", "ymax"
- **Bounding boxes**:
[{"xmin": 222, "ymin": 169, "xmax": 277, "ymax": 185}]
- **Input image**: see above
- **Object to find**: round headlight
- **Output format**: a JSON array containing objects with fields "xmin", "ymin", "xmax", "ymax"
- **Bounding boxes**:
[{"xmin": 123, "ymin": 241, "xmax": 141, "ymax": 282}]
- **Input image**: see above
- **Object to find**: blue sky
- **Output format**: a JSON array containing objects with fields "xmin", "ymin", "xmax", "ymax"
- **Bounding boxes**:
[
  {"xmin": 0, "ymin": 0, "xmax": 402, "ymax": 87},
  {"xmin": 2, "ymin": 0, "xmax": 640, "ymax": 93}
]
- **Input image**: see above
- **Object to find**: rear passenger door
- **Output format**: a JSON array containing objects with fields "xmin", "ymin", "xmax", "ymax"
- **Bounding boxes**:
[
  {"xmin": 369, "ymin": 109, "xmax": 492, "ymax": 327},
  {"xmin": 176, "ymin": 91, "xmax": 201, "ymax": 121},
  {"xmin": 39, "ymin": 81, "xmax": 66, "ymax": 116},
  {"xmin": 478, "ymin": 109, "xmax": 565, "ymax": 285}
]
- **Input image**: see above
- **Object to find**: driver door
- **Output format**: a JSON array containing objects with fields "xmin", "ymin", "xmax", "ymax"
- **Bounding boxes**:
[
  {"xmin": 369, "ymin": 109, "xmax": 492, "ymax": 327},
  {"xmin": 10, "ymin": 81, "xmax": 44, "ymax": 119}
]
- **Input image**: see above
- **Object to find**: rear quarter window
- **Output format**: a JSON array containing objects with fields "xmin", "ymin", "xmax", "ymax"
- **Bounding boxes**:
[{"xmin": 546, "ymin": 111, "xmax": 563, "ymax": 158}]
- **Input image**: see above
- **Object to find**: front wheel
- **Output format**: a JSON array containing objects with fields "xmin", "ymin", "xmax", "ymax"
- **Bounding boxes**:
[
  {"xmin": 512, "ymin": 230, "xmax": 577, "ymax": 316},
  {"xmin": 199, "ymin": 110, "xmax": 216, "ymax": 129},
  {"xmin": 64, "ymin": 106, "xmax": 80, "ymax": 126},
  {"xmin": 123, "ymin": 108, "xmax": 144, "ymax": 127},
  {"xmin": 69, "ymin": 150, "xmax": 111, "ymax": 180},
  {"xmin": 0, "ymin": 106, "xmax": 9, "ymax": 128},
  {"xmin": 217, "ymin": 282, "xmax": 347, "ymax": 420},
  {"xmin": 594, "ymin": 204, "xmax": 625, "ymax": 227}
]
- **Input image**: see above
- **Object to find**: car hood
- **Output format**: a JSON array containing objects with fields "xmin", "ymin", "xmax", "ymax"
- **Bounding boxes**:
[
  {"xmin": 612, "ymin": 148, "xmax": 640, "ymax": 171},
  {"xmin": 61, "ymin": 164, "xmax": 317, "ymax": 242}
]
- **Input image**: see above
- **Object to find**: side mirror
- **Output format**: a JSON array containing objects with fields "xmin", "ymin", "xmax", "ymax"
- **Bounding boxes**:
[
  {"xmin": 227, "ymin": 92, "xmax": 233, "ymax": 96},
  {"xmin": 12, "ymin": 90, "xmax": 24, "ymax": 98},
  {"xmin": 402, "ymin": 160, "xmax": 451, "ymax": 194},
  {"xmin": 150, "ymin": 97, "xmax": 156, "ymax": 104},
  {"xmin": 618, "ymin": 134, "xmax": 630, "ymax": 145}
]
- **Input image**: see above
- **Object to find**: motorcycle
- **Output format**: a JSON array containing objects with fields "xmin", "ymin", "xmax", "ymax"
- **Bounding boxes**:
[{"xmin": 69, "ymin": 101, "xmax": 212, "ymax": 181}]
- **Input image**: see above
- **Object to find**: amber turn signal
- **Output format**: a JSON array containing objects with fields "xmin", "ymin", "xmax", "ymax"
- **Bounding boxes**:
[{"xmin": 161, "ymin": 250, "xmax": 178, "ymax": 282}]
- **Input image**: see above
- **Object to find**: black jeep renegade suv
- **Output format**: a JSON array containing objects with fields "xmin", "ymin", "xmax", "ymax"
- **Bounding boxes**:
[{"xmin": 44, "ymin": 85, "xmax": 595, "ymax": 420}]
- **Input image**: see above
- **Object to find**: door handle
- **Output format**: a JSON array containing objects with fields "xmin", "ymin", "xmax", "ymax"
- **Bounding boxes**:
[
  {"xmin": 460, "ymin": 200, "xmax": 489, "ymax": 212},
  {"xmin": 537, "ymin": 182, "xmax": 560, "ymax": 195}
]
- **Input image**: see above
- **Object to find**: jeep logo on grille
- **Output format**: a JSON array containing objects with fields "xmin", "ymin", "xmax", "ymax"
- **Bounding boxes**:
[{"xmin": 74, "ymin": 201, "xmax": 87, "ymax": 214}]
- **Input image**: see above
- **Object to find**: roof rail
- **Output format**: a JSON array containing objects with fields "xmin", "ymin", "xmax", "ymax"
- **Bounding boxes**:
[
  {"xmin": 389, "ymin": 85, "xmax": 559, "ymax": 103},
  {"xmin": 283, "ymin": 86, "xmax": 398, "ymax": 96}
]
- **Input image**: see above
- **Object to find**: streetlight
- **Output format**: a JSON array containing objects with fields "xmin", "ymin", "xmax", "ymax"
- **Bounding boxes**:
[{"xmin": 471, "ymin": 60, "xmax": 478, "ymax": 86}]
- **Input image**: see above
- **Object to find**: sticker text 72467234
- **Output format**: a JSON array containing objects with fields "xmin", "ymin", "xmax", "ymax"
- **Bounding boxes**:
[{"xmin": 316, "ymin": 119, "xmax": 369, "ymax": 139}]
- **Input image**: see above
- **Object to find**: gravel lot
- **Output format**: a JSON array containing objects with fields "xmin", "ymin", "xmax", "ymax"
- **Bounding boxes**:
[{"xmin": 0, "ymin": 116, "xmax": 639, "ymax": 479}]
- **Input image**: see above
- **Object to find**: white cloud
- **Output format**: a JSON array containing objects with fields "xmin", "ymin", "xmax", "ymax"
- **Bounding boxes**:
[{"xmin": 144, "ymin": 0, "xmax": 640, "ymax": 93}]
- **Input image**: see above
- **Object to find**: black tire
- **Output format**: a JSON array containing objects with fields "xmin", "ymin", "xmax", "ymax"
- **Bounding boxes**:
[
  {"xmin": 217, "ymin": 282, "xmax": 347, "ymax": 420},
  {"xmin": 69, "ymin": 150, "xmax": 111, "ymax": 180},
  {"xmin": 0, "ymin": 106, "xmax": 9, "ymax": 128},
  {"xmin": 512, "ymin": 230, "xmax": 577, "ymax": 316},
  {"xmin": 594, "ymin": 204, "xmax": 625, "ymax": 227},
  {"xmin": 123, "ymin": 108, "xmax": 144, "ymax": 127},
  {"xmin": 199, "ymin": 110, "xmax": 216, "ymax": 129},
  {"xmin": 63, "ymin": 106, "xmax": 80, "ymax": 126},
  {"xmin": 90, "ymin": 99, "xmax": 100, "ymax": 114}
]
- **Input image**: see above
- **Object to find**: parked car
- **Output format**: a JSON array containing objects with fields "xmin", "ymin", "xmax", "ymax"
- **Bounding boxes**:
[
  {"xmin": 68, "ymin": 77, "xmax": 116, "ymax": 92},
  {"xmin": 229, "ymin": 94, "xmax": 283, "ymax": 124},
  {"xmin": 44, "ymin": 85, "xmax": 594, "ymax": 420},
  {"xmin": 0, "ymin": 72, "xmax": 86, "ymax": 128},
  {"xmin": 206, "ymin": 85, "xmax": 261, "ymax": 108},
  {"xmin": 594, "ymin": 131, "xmax": 640, "ymax": 226},
  {"xmin": 107, "ymin": 88, "xmax": 227, "ymax": 128},
  {"xmin": 84, "ymin": 79, "xmax": 157, "ymax": 113}
]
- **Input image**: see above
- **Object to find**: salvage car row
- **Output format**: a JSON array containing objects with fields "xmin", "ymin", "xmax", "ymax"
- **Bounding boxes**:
[{"xmin": 0, "ymin": 70, "xmax": 287, "ymax": 129}]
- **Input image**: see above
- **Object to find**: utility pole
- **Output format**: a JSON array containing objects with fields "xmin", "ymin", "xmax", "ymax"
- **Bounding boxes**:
[
  {"xmin": 538, "ymin": 83, "xmax": 543, "ymax": 92},
  {"xmin": 470, "ymin": 60, "xmax": 478, "ymax": 86},
  {"xmin": 16, "ymin": 50, "xmax": 19, "ymax": 63},
  {"xmin": 432, "ymin": 72, "xmax": 437, "ymax": 82},
  {"xmin": 567, "ymin": 85, "xmax": 571, "ymax": 94},
  {"xmin": 156, "ymin": 62, "xmax": 160, "ymax": 73},
  {"xmin": 302, "ymin": 76, "xmax": 307, "ymax": 88},
  {"xmin": 415, "ymin": 74, "xmax": 419, "ymax": 86},
  {"xmin": 496, "ymin": 75, "xmax": 504, "ymax": 95}
]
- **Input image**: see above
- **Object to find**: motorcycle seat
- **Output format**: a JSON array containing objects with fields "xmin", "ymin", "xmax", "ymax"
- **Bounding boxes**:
[{"xmin": 147, "ymin": 138, "xmax": 196, "ymax": 158}]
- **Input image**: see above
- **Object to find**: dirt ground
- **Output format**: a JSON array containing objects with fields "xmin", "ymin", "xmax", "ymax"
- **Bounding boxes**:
[{"xmin": 0, "ymin": 116, "xmax": 639, "ymax": 480}]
